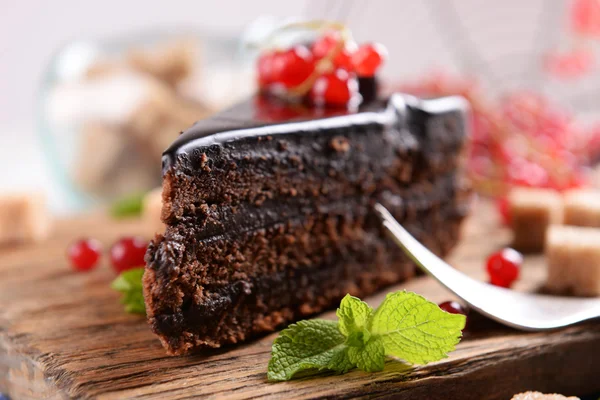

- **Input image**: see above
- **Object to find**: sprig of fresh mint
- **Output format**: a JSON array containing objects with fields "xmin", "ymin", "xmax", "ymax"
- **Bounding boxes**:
[
  {"xmin": 267, "ymin": 291, "xmax": 465, "ymax": 381},
  {"xmin": 111, "ymin": 268, "xmax": 146, "ymax": 314}
]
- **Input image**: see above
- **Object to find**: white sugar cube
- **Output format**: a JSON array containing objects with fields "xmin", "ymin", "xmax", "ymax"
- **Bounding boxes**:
[
  {"xmin": 511, "ymin": 391, "xmax": 579, "ymax": 400},
  {"xmin": 545, "ymin": 225, "xmax": 600, "ymax": 297},
  {"xmin": 563, "ymin": 189, "xmax": 600, "ymax": 227}
]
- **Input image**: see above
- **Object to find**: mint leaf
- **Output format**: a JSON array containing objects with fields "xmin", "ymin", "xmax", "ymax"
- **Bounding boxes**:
[
  {"xmin": 109, "ymin": 193, "xmax": 145, "ymax": 219},
  {"xmin": 347, "ymin": 337, "xmax": 385, "ymax": 372},
  {"xmin": 336, "ymin": 294, "xmax": 373, "ymax": 337},
  {"xmin": 369, "ymin": 291, "xmax": 465, "ymax": 365},
  {"xmin": 267, "ymin": 290, "xmax": 466, "ymax": 382},
  {"xmin": 111, "ymin": 268, "xmax": 146, "ymax": 314},
  {"xmin": 267, "ymin": 320, "xmax": 353, "ymax": 382}
]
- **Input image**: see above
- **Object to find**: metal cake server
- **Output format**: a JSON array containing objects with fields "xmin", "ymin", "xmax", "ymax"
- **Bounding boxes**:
[{"xmin": 375, "ymin": 203, "xmax": 600, "ymax": 331}]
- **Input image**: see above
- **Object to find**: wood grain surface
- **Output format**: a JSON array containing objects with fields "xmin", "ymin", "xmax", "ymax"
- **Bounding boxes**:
[{"xmin": 0, "ymin": 201, "xmax": 598, "ymax": 400}]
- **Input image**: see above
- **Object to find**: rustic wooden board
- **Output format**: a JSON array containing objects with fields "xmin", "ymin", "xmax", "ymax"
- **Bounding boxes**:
[{"xmin": 1, "ymin": 201, "xmax": 599, "ymax": 400}]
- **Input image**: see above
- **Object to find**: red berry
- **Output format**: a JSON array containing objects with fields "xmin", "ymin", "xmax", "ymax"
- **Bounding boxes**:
[
  {"xmin": 438, "ymin": 301, "xmax": 470, "ymax": 329},
  {"xmin": 257, "ymin": 51, "xmax": 276, "ymax": 87},
  {"xmin": 312, "ymin": 31, "xmax": 356, "ymax": 71},
  {"xmin": 270, "ymin": 45, "xmax": 315, "ymax": 89},
  {"xmin": 67, "ymin": 238, "xmax": 102, "ymax": 272},
  {"xmin": 351, "ymin": 43, "xmax": 388, "ymax": 77},
  {"xmin": 333, "ymin": 47, "xmax": 355, "ymax": 71},
  {"xmin": 486, "ymin": 248, "xmax": 523, "ymax": 288},
  {"xmin": 571, "ymin": 0, "xmax": 600, "ymax": 36},
  {"xmin": 439, "ymin": 301, "xmax": 469, "ymax": 315},
  {"xmin": 312, "ymin": 31, "xmax": 340, "ymax": 59},
  {"xmin": 309, "ymin": 69, "xmax": 360, "ymax": 108},
  {"xmin": 110, "ymin": 236, "xmax": 148, "ymax": 273}
]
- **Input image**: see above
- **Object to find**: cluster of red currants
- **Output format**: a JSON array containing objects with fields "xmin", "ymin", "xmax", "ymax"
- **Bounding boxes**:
[
  {"xmin": 400, "ymin": 73, "xmax": 595, "ymax": 199},
  {"xmin": 67, "ymin": 237, "xmax": 148, "ymax": 274},
  {"xmin": 257, "ymin": 30, "xmax": 387, "ymax": 108}
]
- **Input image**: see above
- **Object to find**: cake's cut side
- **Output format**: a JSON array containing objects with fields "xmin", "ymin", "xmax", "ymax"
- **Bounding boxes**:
[{"xmin": 144, "ymin": 94, "xmax": 471, "ymax": 355}]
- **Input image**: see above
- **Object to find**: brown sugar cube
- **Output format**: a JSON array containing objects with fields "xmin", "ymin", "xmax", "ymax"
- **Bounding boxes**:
[
  {"xmin": 143, "ymin": 187, "xmax": 164, "ymax": 234},
  {"xmin": 74, "ymin": 123, "xmax": 158, "ymax": 198},
  {"xmin": 74, "ymin": 123, "xmax": 127, "ymax": 193},
  {"xmin": 126, "ymin": 84, "xmax": 211, "ymax": 164},
  {"xmin": 545, "ymin": 225, "xmax": 600, "ymax": 296},
  {"xmin": 563, "ymin": 189, "xmax": 600, "ymax": 227},
  {"xmin": 511, "ymin": 392, "xmax": 579, "ymax": 400},
  {"xmin": 126, "ymin": 40, "xmax": 196, "ymax": 87},
  {"xmin": 0, "ymin": 193, "xmax": 51, "ymax": 244},
  {"xmin": 508, "ymin": 188, "xmax": 563, "ymax": 252}
]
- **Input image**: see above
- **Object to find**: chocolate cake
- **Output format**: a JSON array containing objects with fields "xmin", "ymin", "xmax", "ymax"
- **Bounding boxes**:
[{"xmin": 144, "ymin": 92, "xmax": 471, "ymax": 355}]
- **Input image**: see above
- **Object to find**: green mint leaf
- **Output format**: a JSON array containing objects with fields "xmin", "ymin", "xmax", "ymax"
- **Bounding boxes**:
[
  {"xmin": 326, "ymin": 345, "xmax": 354, "ymax": 374},
  {"xmin": 347, "ymin": 337, "xmax": 385, "ymax": 372},
  {"xmin": 109, "ymin": 192, "xmax": 145, "ymax": 219},
  {"xmin": 111, "ymin": 268, "xmax": 146, "ymax": 315},
  {"xmin": 336, "ymin": 294, "xmax": 373, "ymax": 337},
  {"xmin": 369, "ymin": 291, "xmax": 465, "ymax": 365},
  {"xmin": 345, "ymin": 330, "xmax": 370, "ymax": 347},
  {"xmin": 267, "ymin": 320, "xmax": 353, "ymax": 382},
  {"xmin": 267, "ymin": 290, "xmax": 466, "ymax": 382}
]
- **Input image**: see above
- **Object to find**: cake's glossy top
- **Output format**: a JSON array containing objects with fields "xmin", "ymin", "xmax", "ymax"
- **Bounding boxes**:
[{"xmin": 162, "ymin": 91, "xmax": 469, "ymax": 172}]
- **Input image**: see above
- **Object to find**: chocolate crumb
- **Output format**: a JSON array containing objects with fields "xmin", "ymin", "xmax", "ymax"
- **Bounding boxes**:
[{"xmin": 330, "ymin": 136, "xmax": 350, "ymax": 153}]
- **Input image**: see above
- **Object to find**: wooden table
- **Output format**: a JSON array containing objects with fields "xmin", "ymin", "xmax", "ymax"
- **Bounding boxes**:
[{"xmin": 1, "ymin": 202, "xmax": 598, "ymax": 399}]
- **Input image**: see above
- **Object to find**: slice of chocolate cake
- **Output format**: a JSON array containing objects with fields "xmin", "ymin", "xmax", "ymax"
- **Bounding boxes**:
[{"xmin": 144, "ymin": 93, "xmax": 471, "ymax": 355}]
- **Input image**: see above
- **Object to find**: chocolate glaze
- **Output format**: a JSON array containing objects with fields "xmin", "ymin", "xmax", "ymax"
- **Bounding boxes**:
[{"xmin": 162, "ymin": 93, "xmax": 469, "ymax": 173}]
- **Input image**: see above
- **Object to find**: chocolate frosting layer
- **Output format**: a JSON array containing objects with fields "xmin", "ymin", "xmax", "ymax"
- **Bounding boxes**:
[{"xmin": 162, "ymin": 93, "xmax": 469, "ymax": 173}]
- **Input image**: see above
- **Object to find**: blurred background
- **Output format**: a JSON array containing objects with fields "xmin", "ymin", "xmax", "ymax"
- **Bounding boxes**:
[{"xmin": 2, "ymin": 0, "xmax": 600, "ymax": 215}]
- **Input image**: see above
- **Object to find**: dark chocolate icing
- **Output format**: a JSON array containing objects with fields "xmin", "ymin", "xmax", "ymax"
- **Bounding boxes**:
[{"xmin": 162, "ymin": 92, "xmax": 469, "ymax": 174}]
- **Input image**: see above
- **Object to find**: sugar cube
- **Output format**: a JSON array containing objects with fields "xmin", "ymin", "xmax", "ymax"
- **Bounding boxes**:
[
  {"xmin": 545, "ymin": 225, "xmax": 600, "ymax": 296},
  {"xmin": 508, "ymin": 188, "xmax": 563, "ymax": 252},
  {"xmin": 0, "ymin": 193, "xmax": 51, "ymax": 245},
  {"xmin": 563, "ymin": 189, "xmax": 600, "ymax": 227}
]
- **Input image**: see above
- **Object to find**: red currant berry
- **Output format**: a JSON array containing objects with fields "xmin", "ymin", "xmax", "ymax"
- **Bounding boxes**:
[
  {"xmin": 438, "ymin": 301, "xmax": 470, "ymax": 329},
  {"xmin": 312, "ymin": 31, "xmax": 356, "ymax": 71},
  {"xmin": 67, "ymin": 238, "xmax": 102, "ymax": 272},
  {"xmin": 486, "ymin": 248, "xmax": 523, "ymax": 288},
  {"xmin": 571, "ymin": 0, "xmax": 600, "ymax": 36},
  {"xmin": 309, "ymin": 69, "xmax": 360, "ymax": 108},
  {"xmin": 257, "ymin": 51, "xmax": 276, "ymax": 87},
  {"xmin": 333, "ymin": 47, "xmax": 355, "ymax": 71},
  {"xmin": 271, "ymin": 45, "xmax": 315, "ymax": 89},
  {"xmin": 312, "ymin": 31, "xmax": 340, "ymax": 59},
  {"xmin": 351, "ymin": 42, "xmax": 388, "ymax": 77},
  {"xmin": 110, "ymin": 236, "xmax": 148, "ymax": 273}
]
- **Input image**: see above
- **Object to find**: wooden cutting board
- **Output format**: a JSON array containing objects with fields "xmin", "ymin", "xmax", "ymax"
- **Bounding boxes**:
[{"xmin": 1, "ymin": 201, "xmax": 599, "ymax": 400}]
